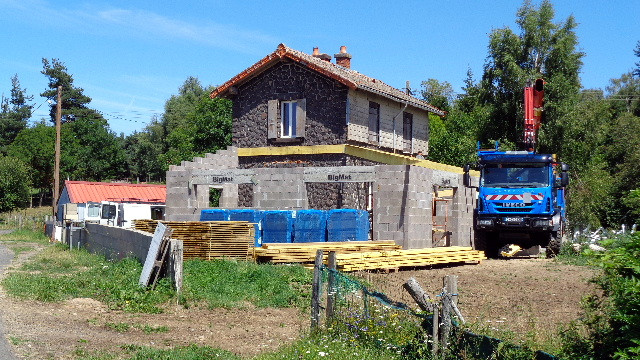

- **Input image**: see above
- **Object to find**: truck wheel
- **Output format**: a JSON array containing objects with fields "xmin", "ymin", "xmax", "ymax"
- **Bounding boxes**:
[
  {"xmin": 546, "ymin": 233, "xmax": 561, "ymax": 258},
  {"xmin": 475, "ymin": 231, "xmax": 499, "ymax": 258}
]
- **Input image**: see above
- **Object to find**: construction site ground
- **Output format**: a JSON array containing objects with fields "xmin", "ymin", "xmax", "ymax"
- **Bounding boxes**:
[{"xmin": 0, "ymin": 241, "xmax": 599, "ymax": 359}]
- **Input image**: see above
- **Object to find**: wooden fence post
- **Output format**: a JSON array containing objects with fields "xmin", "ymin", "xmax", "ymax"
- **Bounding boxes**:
[
  {"xmin": 403, "ymin": 277, "xmax": 431, "ymax": 312},
  {"xmin": 326, "ymin": 251, "xmax": 337, "ymax": 322},
  {"xmin": 440, "ymin": 275, "xmax": 458, "ymax": 350},
  {"xmin": 311, "ymin": 249, "xmax": 324, "ymax": 330},
  {"xmin": 432, "ymin": 303, "xmax": 439, "ymax": 355},
  {"xmin": 169, "ymin": 239, "xmax": 184, "ymax": 299}
]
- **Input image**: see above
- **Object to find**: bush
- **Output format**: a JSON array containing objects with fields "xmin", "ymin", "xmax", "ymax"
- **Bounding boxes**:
[
  {"xmin": 559, "ymin": 233, "xmax": 640, "ymax": 359},
  {"xmin": 0, "ymin": 156, "xmax": 32, "ymax": 212}
]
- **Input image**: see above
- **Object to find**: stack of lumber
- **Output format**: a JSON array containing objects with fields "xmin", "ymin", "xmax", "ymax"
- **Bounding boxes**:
[
  {"xmin": 328, "ymin": 246, "xmax": 486, "ymax": 272},
  {"xmin": 134, "ymin": 220, "xmax": 255, "ymax": 260},
  {"xmin": 254, "ymin": 241, "xmax": 401, "ymax": 263}
]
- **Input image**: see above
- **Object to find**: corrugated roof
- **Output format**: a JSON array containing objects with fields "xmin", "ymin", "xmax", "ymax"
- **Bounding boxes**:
[
  {"xmin": 64, "ymin": 181, "xmax": 166, "ymax": 204},
  {"xmin": 211, "ymin": 43, "xmax": 446, "ymax": 116}
]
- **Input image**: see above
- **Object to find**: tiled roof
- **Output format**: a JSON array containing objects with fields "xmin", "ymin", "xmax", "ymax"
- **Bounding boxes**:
[
  {"xmin": 211, "ymin": 43, "xmax": 446, "ymax": 116},
  {"xmin": 64, "ymin": 181, "xmax": 166, "ymax": 204}
]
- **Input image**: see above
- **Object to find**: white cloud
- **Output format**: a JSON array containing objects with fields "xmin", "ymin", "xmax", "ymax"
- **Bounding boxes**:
[{"xmin": 1, "ymin": 0, "xmax": 276, "ymax": 54}]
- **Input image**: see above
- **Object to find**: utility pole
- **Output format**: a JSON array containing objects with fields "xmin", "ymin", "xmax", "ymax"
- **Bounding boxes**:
[{"xmin": 53, "ymin": 85, "xmax": 61, "ymax": 219}]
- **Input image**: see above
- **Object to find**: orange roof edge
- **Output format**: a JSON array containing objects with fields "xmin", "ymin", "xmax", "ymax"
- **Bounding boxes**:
[{"xmin": 64, "ymin": 180, "xmax": 166, "ymax": 204}]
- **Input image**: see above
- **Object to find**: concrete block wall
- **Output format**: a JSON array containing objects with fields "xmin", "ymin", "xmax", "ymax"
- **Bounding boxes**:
[
  {"xmin": 166, "ymin": 147, "xmax": 240, "ymax": 221},
  {"xmin": 84, "ymin": 223, "xmax": 153, "ymax": 263},
  {"xmin": 252, "ymin": 168, "xmax": 308, "ymax": 209},
  {"xmin": 449, "ymin": 174, "xmax": 476, "ymax": 247},
  {"xmin": 373, "ymin": 165, "xmax": 433, "ymax": 249}
]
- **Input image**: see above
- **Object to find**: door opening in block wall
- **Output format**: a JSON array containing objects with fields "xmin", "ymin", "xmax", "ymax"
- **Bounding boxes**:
[{"xmin": 432, "ymin": 185, "xmax": 453, "ymax": 247}]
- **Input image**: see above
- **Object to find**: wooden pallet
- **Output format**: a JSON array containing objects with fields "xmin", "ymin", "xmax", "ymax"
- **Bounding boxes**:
[
  {"xmin": 324, "ymin": 246, "xmax": 486, "ymax": 272},
  {"xmin": 253, "ymin": 241, "xmax": 402, "ymax": 263},
  {"xmin": 134, "ymin": 220, "xmax": 255, "ymax": 260}
]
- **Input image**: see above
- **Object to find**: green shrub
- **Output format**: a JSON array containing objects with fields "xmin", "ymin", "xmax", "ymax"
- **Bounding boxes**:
[{"xmin": 559, "ymin": 233, "xmax": 640, "ymax": 359}]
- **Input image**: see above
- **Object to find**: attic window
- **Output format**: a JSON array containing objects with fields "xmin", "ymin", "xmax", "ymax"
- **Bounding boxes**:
[{"xmin": 267, "ymin": 99, "xmax": 306, "ymax": 140}]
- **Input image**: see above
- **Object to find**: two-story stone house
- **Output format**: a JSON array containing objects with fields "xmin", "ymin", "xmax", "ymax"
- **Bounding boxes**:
[{"xmin": 211, "ymin": 43, "xmax": 445, "ymax": 155}]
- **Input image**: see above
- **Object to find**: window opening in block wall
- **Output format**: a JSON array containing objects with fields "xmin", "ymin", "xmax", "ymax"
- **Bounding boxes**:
[{"xmin": 209, "ymin": 187, "xmax": 223, "ymax": 207}]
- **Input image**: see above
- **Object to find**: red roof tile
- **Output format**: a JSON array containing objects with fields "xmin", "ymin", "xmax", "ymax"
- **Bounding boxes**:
[
  {"xmin": 211, "ymin": 43, "xmax": 446, "ymax": 116},
  {"xmin": 64, "ymin": 181, "xmax": 166, "ymax": 204}
]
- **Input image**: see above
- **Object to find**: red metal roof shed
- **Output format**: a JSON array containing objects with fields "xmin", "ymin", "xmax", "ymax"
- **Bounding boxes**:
[{"xmin": 63, "ymin": 181, "xmax": 166, "ymax": 204}]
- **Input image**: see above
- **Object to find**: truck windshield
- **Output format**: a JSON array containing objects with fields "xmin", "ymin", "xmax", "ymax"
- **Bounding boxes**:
[{"xmin": 481, "ymin": 163, "xmax": 549, "ymax": 188}]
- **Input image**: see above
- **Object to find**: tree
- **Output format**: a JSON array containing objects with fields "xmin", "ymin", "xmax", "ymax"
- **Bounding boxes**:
[
  {"xmin": 7, "ymin": 121, "xmax": 55, "ymax": 206},
  {"xmin": 0, "ymin": 75, "xmax": 33, "ymax": 153},
  {"xmin": 0, "ymin": 156, "xmax": 32, "ymax": 211},
  {"xmin": 160, "ymin": 96, "xmax": 232, "ymax": 167},
  {"xmin": 606, "ymin": 72, "xmax": 640, "ymax": 117},
  {"xmin": 155, "ymin": 77, "xmax": 231, "ymax": 169},
  {"xmin": 479, "ymin": 0, "xmax": 584, "ymax": 150},
  {"xmin": 634, "ymin": 40, "xmax": 640, "ymax": 78},
  {"xmin": 40, "ymin": 58, "xmax": 126, "ymax": 182},
  {"xmin": 420, "ymin": 79, "xmax": 454, "ymax": 112},
  {"xmin": 162, "ymin": 77, "xmax": 211, "ymax": 134},
  {"xmin": 123, "ymin": 116, "xmax": 167, "ymax": 182},
  {"xmin": 41, "ymin": 58, "xmax": 91, "ymax": 123}
]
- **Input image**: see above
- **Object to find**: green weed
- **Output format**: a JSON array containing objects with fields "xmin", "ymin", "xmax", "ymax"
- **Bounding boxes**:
[
  {"xmin": 105, "ymin": 322, "xmax": 130, "ymax": 333},
  {"xmin": 2, "ymin": 244, "xmax": 174, "ymax": 313},
  {"xmin": 0, "ymin": 229, "xmax": 48, "ymax": 243},
  {"xmin": 182, "ymin": 259, "xmax": 312, "ymax": 309}
]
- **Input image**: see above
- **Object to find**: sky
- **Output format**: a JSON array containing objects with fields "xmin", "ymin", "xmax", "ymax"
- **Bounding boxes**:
[{"xmin": 1, "ymin": 0, "xmax": 638, "ymax": 135}]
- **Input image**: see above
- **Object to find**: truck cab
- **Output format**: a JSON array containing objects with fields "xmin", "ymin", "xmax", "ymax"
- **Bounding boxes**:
[{"xmin": 464, "ymin": 150, "xmax": 569, "ymax": 257}]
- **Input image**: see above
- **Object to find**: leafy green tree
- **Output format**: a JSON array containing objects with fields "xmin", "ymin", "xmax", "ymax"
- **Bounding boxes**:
[
  {"xmin": 479, "ymin": 0, "xmax": 584, "ymax": 150},
  {"xmin": 61, "ymin": 114, "xmax": 127, "ymax": 181},
  {"xmin": 0, "ymin": 156, "xmax": 32, "ymax": 211},
  {"xmin": 160, "ymin": 96, "xmax": 232, "ymax": 167},
  {"xmin": 606, "ymin": 72, "xmax": 640, "ymax": 117},
  {"xmin": 7, "ymin": 121, "xmax": 55, "ymax": 206},
  {"xmin": 420, "ymin": 78, "xmax": 454, "ymax": 112},
  {"xmin": 162, "ymin": 77, "xmax": 211, "ymax": 135},
  {"xmin": 123, "ymin": 116, "xmax": 166, "ymax": 182},
  {"xmin": 0, "ymin": 75, "xmax": 33, "ymax": 154},
  {"xmin": 154, "ymin": 77, "xmax": 231, "ymax": 169}
]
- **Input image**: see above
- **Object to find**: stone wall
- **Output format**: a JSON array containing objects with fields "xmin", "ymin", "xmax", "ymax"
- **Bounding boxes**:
[{"xmin": 231, "ymin": 61, "xmax": 348, "ymax": 148}]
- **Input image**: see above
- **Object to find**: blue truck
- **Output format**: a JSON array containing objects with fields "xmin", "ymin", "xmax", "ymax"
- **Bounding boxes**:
[
  {"xmin": 462, "ymin": 80, "xmax": 569, "ymax": 257},
  {"xmin": 463, "ymin": 147, "xmax": 569, "ymax": 257}
]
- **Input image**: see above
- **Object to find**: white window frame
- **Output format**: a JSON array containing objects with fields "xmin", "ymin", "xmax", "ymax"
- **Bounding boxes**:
[{"xmin": 281, "ymin": 100, "xmax": 297, "ymax": 138}]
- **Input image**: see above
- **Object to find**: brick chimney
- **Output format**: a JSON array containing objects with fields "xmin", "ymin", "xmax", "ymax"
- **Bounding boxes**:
[
  {"xmin": 312, "ymin": 47, "xmax": 331, "ymax": 61},
  {"xmin": 334, "ymin": 46, "xmax": 352, "ymax": 68}
]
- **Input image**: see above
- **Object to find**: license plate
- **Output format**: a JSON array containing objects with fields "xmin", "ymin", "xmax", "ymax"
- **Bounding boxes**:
[{"xmin": 503, "ymin": 217, "xmax": 524, "ymax": 223}]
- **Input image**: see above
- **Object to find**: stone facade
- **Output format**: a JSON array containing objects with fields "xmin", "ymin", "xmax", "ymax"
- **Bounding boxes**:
[{"xmin": 231, "ymin": 61, "xmax": 348, "ymax": 148}]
